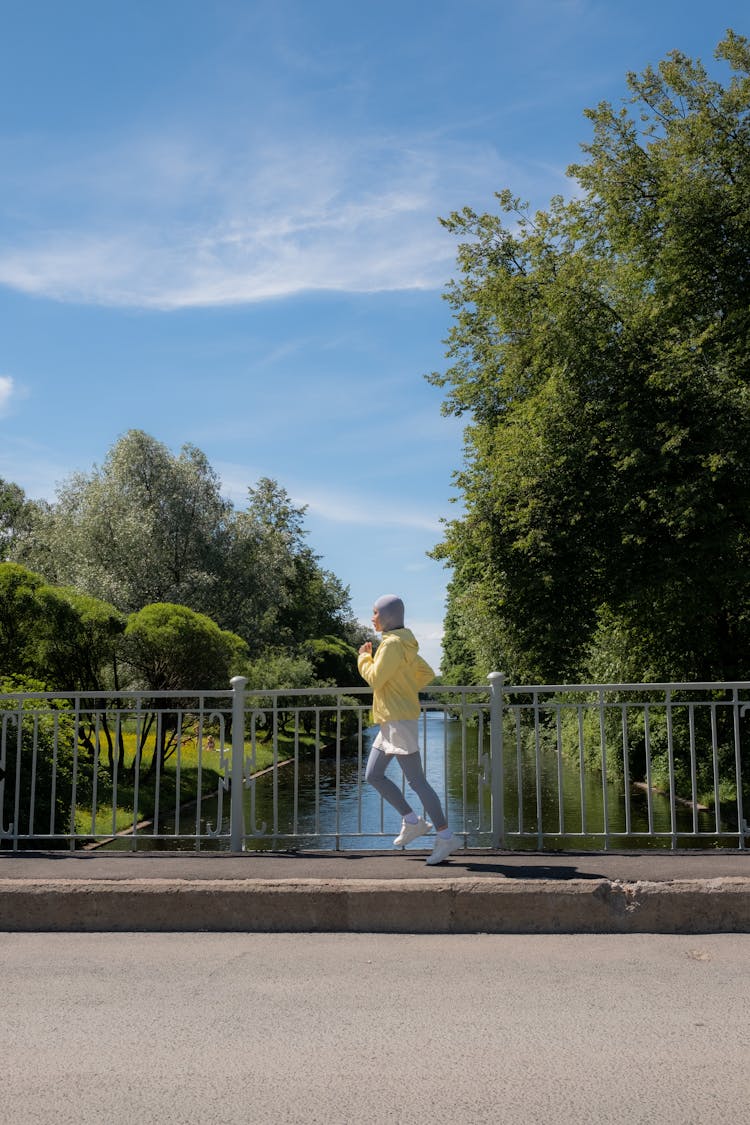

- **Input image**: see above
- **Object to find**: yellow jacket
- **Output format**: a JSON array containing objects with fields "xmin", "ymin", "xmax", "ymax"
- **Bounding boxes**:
[{"xmin": 357, "ymin": 628, "xmax": 435, "ymax": 722}]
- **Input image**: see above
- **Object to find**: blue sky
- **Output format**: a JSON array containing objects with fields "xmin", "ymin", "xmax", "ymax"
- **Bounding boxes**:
[{"xmin": 1, "ymin": 0, "xmax": 747, "ymax": 669}]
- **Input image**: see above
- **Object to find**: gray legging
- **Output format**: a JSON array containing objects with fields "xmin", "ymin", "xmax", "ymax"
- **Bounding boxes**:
[{"xmin": 365, "ymin": 745, "xmax": 447, "ymax": 828}]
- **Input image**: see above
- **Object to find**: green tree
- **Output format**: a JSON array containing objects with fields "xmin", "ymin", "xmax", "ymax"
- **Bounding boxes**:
[
  {"xmin": 123, "ymin": 602, "xmax": 249, "ymax": 775},
  {"xmin": 124, "ymin": 603, "xmax": 248, "ymax": 692},
  {"xmin": 0, "ymin": 478, "xmax": 27, "ymax": 558},
  {"xmin": 0, "ymin": 564, "xmax": 126, "ymax": 774},
  {"xmin": 215, "ymin": 478, "xmax": 358, "ymax": 651},
  {"xmin": 439, "ymin": 578, "xmax": 483, "ymax": 686},
  {"xmin": 0, "ymin": 563, "xmax": 124, "ymax": 690},
  {"xmin": 16, "ymin": 430, "xmax": 231, "ymax": 614},
  {"xmin": 0, "ymin": 563, "xmax": 46, "ymax": 679},
  {"xmin": 208, "ymin": 477, "xmax": 303, "ymax": 648},
  {"xmin": 51, "ymin": 588, "xmax": 126, "ymax": 691},
  {"xmin": 12, "ymin": 439, "xmax": 359, "ymax": 660},
  {"xmin": 302, "ymin": 635, "xmax": 359, "ymax": 686},
  {"xmin": 431, "ymin": 32, "xmax": 750, "ymax": 685}
]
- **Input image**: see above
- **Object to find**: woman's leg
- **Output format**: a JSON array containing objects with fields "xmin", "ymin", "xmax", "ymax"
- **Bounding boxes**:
[
  {"xmin": 365, "ymin": 745, "xmax": 412, "ymax": 817},
  {"xmin": 397, "ymin": 752, "xmax": 447, "ymax": 830}
]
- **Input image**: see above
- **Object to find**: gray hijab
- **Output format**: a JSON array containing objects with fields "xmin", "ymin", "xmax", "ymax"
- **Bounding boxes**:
[{"xmin": 374, "ymin": 594, "xmax": 405, "ymax": 631}]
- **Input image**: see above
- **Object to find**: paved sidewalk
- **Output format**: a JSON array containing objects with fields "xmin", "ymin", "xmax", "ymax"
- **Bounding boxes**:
[
  {"xmin": 1, "ymin": 848, "xmax": 749, "ymax": 933},
  {"xmin": 0, "ymin": 846, "xmax": 749, "ymax": 882}
]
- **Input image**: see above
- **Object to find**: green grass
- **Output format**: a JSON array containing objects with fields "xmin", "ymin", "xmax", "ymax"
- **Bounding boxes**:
[{"xmin": 73, "ymin": 727, "xmax": 318, "ymax": 840}]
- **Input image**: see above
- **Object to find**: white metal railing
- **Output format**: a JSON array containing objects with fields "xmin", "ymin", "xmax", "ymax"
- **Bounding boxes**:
[
  {"xmin": 500, "ymin": 679, "xmax": 749, "ymax": 849},
  {"xmin": 0, "ymin": 676, "xmax": 748, "ymax": 851}
]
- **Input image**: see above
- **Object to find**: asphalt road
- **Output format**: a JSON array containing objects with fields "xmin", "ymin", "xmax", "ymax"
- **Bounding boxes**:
[{"xmin": 3, "ymin": 931, "xmax": 749, "ymax": 1124}]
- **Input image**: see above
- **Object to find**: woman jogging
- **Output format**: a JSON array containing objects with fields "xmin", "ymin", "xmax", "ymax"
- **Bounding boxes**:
[{"xmin": 358, "ymin": 594, "xmax": 458, "ymax": 865}]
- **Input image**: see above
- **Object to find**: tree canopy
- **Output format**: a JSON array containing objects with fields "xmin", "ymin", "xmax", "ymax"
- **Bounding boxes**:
[
  {"xmin": 16, "ymin": 430, "xmax": 231, "ymax": 614},
  {"xmin": 123, "ymin": 603, "xmax": 248, "ymax": 691},
  {"xmin": 431, "ymin": 32, "xmax": 750, "ymax": 684},
  {"xmin": 0, "ymin": 563, "xmax": 125, "ymax": 690},
  {"xmin": 10, "ymin": 431, "xmax": 362, "ymax": 675},
  {"xmin": 0, "ymin": 478, "xmax": 27, "ymax": 557}
]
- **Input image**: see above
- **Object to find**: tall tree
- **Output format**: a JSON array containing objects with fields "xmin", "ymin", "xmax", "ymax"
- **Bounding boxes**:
[
  {"xmin": 215, "ymin": 478, "xmax": 358, "ymax": 651},
  {"xmin": 12, "ymin": 439, "xmax": 358, "ymax": 661},
  {"xmin": 431, "ymin": 32, "xmax": 750, "ymax": 683},
  {"xmin": 122, "ymin": 603, "xmax": 249, "ymax": 775},
  {"xmin": 0, "ymin": 478, "xmax": 27, "ymax": 558},
  {"xmin": 17, "ymin": 430, "xmax": 231, "ymax": 614}
]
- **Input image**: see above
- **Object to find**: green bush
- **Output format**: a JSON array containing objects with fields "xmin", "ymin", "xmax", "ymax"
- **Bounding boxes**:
[{"xmin": 0, "ymin": 676, "xmax": 86, "ymax": 844}]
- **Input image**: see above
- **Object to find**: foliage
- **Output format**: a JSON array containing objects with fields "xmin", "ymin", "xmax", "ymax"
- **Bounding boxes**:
[
  {"xmin": 42, "ymin": 586, "xmax": 126, "ymax": 691},
  {"xmin": 244, "ymin": 649, "xmax": 316, "ymax": 738},
  {"xmin": 212, "ymin": 477, "xmax": 359, "ymax": 652},
  {"xmin": 243, "ymin": 646, "xmax": 361, "ymax": 740},
  {"xmin": 122, "ymin": 602, "xmax": 249, "ymax": 776},
  {"xmin": 0, "ymin": 478, "xmax": 28, "ymax": 557},
  {"xmin": 0, "ymin": 564, "xmax": 45, "ymax": 679},
  {"xmin": 0, "ymin": 563, "xmax": 125, "ymax": 690},
  {"xmin": 302, "ymin": 635, "xmax": 360, "ymax": 686},
  {"xmin": 9, "ymin": 435, "xmax": 359, "ymax": 661},
  {"xmin": 15, "ymin": 431, "xmax": 231, "ymax": 614},
  {"xmin": 431, "ymin": 32, "xmax": 750, "ymax": 687},
  {"xmin": 0, "ymin": 675, "xmax": 81, "ymax": 844},
  {"xmin": 123, "ymin": 602, "xmax": 248, "ymax": 691}
]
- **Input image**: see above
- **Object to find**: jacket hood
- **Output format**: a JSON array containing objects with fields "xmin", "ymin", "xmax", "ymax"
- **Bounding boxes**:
[{"xmin": 384, "ymin": 627, "xmax": 419, "ymax": 660}]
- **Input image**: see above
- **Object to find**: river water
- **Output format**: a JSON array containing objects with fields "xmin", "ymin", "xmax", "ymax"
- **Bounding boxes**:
[{"xmin": 101, "ymin": 710, "xmax": 730, "ymax": 851}]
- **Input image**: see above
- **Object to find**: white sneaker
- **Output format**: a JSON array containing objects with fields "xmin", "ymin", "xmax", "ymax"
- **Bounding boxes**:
[
  {"xmin": 393, "ymin": 816, "xmax": 432, "ymax": 847},
  {"xmin": 425, "ymin": 834, "xmax": 459, "ymax": 865}
]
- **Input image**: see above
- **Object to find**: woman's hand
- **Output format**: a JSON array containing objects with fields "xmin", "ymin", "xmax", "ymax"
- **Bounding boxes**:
[{"xmin": 359, "ymin": 641, "xmax": 372, "ymax": 655}]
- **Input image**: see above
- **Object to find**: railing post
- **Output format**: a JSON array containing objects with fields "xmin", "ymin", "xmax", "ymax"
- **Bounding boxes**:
[
  {"xmin": 488, "ymin": 672, "xmax": 505, "ymax": 849},
  {"xmin": 230, "ymin": 676, "xmax": 247, "ymax": 852}
]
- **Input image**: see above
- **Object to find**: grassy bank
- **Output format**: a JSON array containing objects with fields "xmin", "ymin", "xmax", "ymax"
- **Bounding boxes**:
[{"xmin": 75, "ymin": 729, "xmax": 315, "ymax": 839}]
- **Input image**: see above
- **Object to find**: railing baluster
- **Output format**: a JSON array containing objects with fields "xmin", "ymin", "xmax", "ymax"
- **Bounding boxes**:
[
  {"xmin": 555, "ymin": 704, "xmax": 564, "ymax": 838},
  {"xmin": 732, "ymin": 689, "xmax": 746, "ymax": 851},
  {"xmin": 132, "ymin": 698, "xmax": 143, "ymax": 851},
  {"xmin": 12, "ymin": 708, "xmax": 22, "ymax": 850},
  {"xmin": 598, "ymin": 689, "xmax": 609, "ymax": 849},
  {"xmin": 514, "ymin": 705, "xmax": 523, "ymax": 838},
  {"xmin": 69, "ymin": 697, "xmax": 80, "ymax": 849},
  {"xmin": 488, "ymin": 672, "xmax": 504, "ymax": 849},
  {"xmin": 688, "ymin": 704, "xmax": 698, "ymax": 835},
  {"xmin": 579, "ymin": 704, "xmax": 587, "ymax": 835},
  {"xmin": 335, "ymin": 703, "xmax": 341, "ymax": 850},
  {"xmin": 293, "ymin": 709, "xmax": 300, "ymax": 838},
  {"xmin": 229, "ymin": 676, "xmax": 247, "ymax": 852},
  {"xmin": 644, "ymin": 704, "xmax": 655, "ymax": 836},
  {"xmin": 621, "ymin": 705, "xmax": 631, "ymax": 837}
]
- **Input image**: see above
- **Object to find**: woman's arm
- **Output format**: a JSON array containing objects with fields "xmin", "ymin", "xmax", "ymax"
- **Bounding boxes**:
[{"xmin": 357, "ymin": 636, "xmax": 403, "ymax": 689}]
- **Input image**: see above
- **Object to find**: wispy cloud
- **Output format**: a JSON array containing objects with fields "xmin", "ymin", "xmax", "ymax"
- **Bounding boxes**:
[
  {"xmin": 409, "ymin": 618, "xmax": 445, "ymax": 645},
  {"xmin": 0, "ymin": 127, "xmax": 563, "ymax": 310},
  {"xmin": 213, "ymin": 461, "xmax": 265, "ymax": 506},
  {"xmin": 294, "ymin": 486, "xmax": 443, "ymax": 533},
  {"xmin": 214, "ymin": 461, "xmax": 443, "ymax": 532},
  {"xmin": 0, "ymin": 375, "xmax": 14, "ymax": 416}
]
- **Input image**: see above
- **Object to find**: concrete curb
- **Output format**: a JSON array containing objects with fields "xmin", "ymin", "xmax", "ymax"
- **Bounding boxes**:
[{"xmin": 2, "ymin": 876, "xmax": 750, "ymax": 933}]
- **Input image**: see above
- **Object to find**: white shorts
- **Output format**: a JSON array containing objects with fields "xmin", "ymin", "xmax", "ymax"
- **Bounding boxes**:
[{"xmin": 372, "ymin": 719, "xmax": 420, "ymax": 756}]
